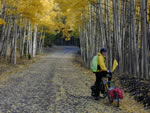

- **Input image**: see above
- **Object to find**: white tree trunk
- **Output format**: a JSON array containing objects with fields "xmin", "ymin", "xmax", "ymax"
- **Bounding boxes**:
[
  {"xmin": 22, "ymin": 21, "xmax": 27, "ymax": 57},
  {"xmin": 33, "ymin": 24, "xmax": 37, "ymax": 57}
]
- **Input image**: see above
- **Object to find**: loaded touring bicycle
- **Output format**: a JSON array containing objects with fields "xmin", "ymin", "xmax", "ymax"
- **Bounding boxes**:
[{"xmin": 91, "ymin": 58, "xmax": 123, "ymax": 107}]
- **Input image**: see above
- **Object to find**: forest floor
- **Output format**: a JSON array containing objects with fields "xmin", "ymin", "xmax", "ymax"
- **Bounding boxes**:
[{"xmin": 0, "ymin": 46, "xmax": 149, "ymax": 113}]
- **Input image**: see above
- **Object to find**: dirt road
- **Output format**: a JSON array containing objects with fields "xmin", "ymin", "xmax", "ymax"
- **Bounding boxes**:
[{"xmin": 0, "ymin": 46, "xmax": 148, "ymax": 113}]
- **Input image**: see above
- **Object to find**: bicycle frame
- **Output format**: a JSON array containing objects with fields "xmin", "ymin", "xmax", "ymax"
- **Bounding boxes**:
[{"xmin": 102, "ymin": 74, "xmax": 114, "ymax": 90}]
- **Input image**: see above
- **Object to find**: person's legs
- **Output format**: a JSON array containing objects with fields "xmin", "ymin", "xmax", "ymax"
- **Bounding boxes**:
[
  {"xmin": 94, "ymin": 72, "xmax": 101, "ymax": 97},
  {"xmin": 91, "ymin": 71, "xmax": 109, "ymax": 99}
]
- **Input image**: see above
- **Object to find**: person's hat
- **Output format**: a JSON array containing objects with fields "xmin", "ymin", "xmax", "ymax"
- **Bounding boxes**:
[{"xmin": 100, "ymin": 48, "xmax": 107, "ymax": 53}]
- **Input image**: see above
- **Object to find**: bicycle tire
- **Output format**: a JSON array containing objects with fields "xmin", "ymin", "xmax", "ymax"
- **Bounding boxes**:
[
  {"xmin": 116, "ymin": 94, "xmax": 120, "ymax": 107},
  {"xmin": 108, "ymin": 93, "xmax": 113, "ymax": 103},
  {"xmin": 99, "ymin": 81, "xmax": 107, "ymax": 98}
]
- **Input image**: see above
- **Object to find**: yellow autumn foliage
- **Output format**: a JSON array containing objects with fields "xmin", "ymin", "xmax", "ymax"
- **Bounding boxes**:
[
  {"xmin": 2, "ymin": 0, "xmax": 60, "ymax": 34},
  {"xmin": 0, "ymin": 0, "xmax": 150, "ymax": 39},
  {"xmin": 0, "ymin": 18, "xmax": 6, "ymax": 25}
]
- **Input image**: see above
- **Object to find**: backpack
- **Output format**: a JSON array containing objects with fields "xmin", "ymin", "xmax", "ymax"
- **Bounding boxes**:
[
  {"xmin": 109, "ymin": 88, "xmax": 123, "ymax": 99},
  {"xmin": 90, "ymin": 55, "xmax": 98, "ymax": 72}
]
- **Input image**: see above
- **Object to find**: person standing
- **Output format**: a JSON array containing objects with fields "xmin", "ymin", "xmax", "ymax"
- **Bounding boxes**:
[{"xmin": 91, "ymin": 48, "xmax": 112, "ymax": 100}]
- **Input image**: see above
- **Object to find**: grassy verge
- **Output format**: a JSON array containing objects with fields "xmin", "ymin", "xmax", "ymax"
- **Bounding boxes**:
[{"xmin": 0, "ymin": 55, "xmax": 46, "ymax": 83}]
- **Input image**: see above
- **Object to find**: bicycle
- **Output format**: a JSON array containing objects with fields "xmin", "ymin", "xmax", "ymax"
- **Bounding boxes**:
[
  {"xmin": 100, "ymin": 73, "xmax": 123, "ymax": 107},
  {"xmin": 91, "ymin": 59, "xmax": 123, "ymax": 107}
]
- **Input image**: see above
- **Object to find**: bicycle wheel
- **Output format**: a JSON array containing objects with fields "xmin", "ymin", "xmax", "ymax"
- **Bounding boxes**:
[
  {"xmin": 108, "ymin": 93, "xmax": 113, "ymax": 103},
  {"xmin": 99, "ymin": 81, "xmax": 107, "ymax": 98},
  {"xmin": 115, "ymin": 94, "xmax": 119, "ymax": 107}
]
